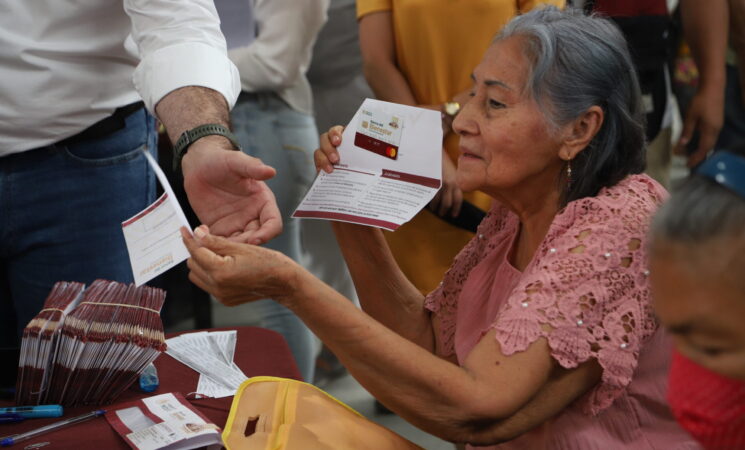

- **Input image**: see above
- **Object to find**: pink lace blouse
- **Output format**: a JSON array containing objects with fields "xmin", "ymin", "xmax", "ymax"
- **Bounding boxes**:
[{"xmin": 424, "ymin": 174, "xmax": 700, "ymax": 449}]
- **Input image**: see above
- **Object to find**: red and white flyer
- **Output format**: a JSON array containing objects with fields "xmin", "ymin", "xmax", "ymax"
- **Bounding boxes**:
[
  {"xmin": 106, "ymin": 392, "xmax": 221, "ymax": 450},
  {"xmin": 293, "ymin": 99, "xmax": 442, "ymax": 231}
]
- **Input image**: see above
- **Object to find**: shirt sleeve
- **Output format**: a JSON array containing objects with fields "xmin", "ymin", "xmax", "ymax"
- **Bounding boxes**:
[
  {"xmin": 517, "ymin": 0, "xmax": 566, "ymax": 13},
  {"xmin": 357, "ymin": 0, "xmax": 392, "ymax": 20},
  {"xmin": 228, "ymin": 0, "xmax": 329, "ymax": 93},
  {"xmin": 125, "ymin": 0, "xmax": 241, "ymax": 112},
  {"xmin": 490, "ymin": 178, "xmax": 664, "ymax": 415}
]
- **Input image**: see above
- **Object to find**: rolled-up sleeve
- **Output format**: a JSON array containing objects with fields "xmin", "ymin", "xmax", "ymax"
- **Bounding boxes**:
[{"xmin": 125, "ymin": 0, "xmax": 241, "ymax": 112}]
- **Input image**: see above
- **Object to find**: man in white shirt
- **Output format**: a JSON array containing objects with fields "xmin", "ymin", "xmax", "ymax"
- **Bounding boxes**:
[
  {"xmin": 212, "ymin": 0, "xmax": 328, "ymax": 383},
  {"xmin": 0, "ymin": 1, "xmax": 281, "ymax": 359}
]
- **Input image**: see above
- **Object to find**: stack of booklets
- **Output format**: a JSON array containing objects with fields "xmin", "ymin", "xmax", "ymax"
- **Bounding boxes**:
[{"xmin": 16, "ymin": 279, "xmax": 167, "ymax": 407}]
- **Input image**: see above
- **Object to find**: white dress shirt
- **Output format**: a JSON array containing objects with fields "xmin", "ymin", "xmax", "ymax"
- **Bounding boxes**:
[
  {"xmin": 0, "ymin": 0, "xmax": 241, "ymax": 155},
  {"xmin": 225, "ymin": 0, "xmax": 329, "ymax": 115}
]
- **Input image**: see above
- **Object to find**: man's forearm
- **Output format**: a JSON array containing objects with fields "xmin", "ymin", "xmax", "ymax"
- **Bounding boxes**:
[{"xmin": 154, "ymin": 86, "xmax": 232, "ymax": 144}]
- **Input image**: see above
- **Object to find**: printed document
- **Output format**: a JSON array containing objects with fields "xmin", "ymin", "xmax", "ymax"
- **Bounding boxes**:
[
  {"xmin": 121, "ymin": 150, "xmax": 191, "ymax": 286},
  {"xmin": 293, "ymin": 99, "xmax": 442, "ymax": 230}
]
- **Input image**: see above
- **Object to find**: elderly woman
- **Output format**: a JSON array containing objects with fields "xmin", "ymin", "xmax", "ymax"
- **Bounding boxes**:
[
  {"xmin": 182, "ymin": 7, "xmax": 696, "ymax": 448},
  {"xmin": 650, "ymin": 149, "xmax": 745, "ymax": 449}
]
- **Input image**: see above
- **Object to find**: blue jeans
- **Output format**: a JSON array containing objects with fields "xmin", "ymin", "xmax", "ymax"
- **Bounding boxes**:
[
  {"xmin": 231, "ymin": 93, "xmax": 318, "ymax": 382},
  {"xmin": 0, "ymin": 108, "xmax": 157, "ymax": 347},
  {"xmin": 716, "ymin": 64, "xmax": 745, "ymax": 152}
]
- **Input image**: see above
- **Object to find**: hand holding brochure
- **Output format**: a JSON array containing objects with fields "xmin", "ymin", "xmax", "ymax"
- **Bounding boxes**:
[{"xmin": 293, "ymin": 99, "xmax": 443, "ymax": 231}]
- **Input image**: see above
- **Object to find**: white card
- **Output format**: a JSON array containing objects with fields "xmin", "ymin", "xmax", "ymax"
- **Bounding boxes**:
[{"xmin": 122, "ymin": 150, "xmax": 191, "ymax": 286}]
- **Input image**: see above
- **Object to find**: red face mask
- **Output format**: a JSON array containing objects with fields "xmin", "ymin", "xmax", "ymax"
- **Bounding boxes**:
[{"xmin": 667, "ymin": 350, "xmax": 745, "ymax": 449}]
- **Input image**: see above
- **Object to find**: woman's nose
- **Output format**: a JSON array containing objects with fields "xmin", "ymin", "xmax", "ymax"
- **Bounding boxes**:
[{"xmin": 452, "ymin": 100, "xmax": 476, "ymax": 137}]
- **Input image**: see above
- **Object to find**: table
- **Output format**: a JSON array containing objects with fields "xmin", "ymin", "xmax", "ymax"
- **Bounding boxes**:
[{"xmin": 0, "ymin": 326, "xmax": 301, "ymax": 448}]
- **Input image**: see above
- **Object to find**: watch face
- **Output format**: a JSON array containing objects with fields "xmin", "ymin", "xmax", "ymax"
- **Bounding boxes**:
[{"xmin": 445, "ymin": 102, "xmax": 460, "ymax": 116}]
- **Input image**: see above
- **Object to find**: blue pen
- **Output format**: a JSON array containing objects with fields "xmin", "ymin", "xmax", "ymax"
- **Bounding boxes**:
[
  {"xmin": 0, "ymin": 414, "xmax": 24, "ymax": 425},
  {"xmin": 0, "ymin": 406, "xmax": 63, "ymax": 419},
  {"xmin": 0, "ymin": 409, "xmax": 105, "ymax": 447}
]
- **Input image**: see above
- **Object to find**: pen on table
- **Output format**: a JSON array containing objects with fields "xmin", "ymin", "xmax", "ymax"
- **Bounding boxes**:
[
  {"xmin": 0, "ymin": 406, "xmax": 63, "ymax": 420},
  {"xmin": 0, "ymin": 409, "xmax": 106, "ymax": 447}
]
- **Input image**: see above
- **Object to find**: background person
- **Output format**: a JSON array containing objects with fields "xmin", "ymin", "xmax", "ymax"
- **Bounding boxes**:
[
  {"xmin": 356, "ymin": 0, "xmax": 564, "ymax": 296},
  {"xmin": 182, "ymin": 8, "xmax": 696, "ymax": 448},
  {"xmin": 650, "ymin": 149, "xmax": 745, "ymax": 448},
  {"xmin": 214, "ymin": 0, "xmax": 330, "ymax": 384}
]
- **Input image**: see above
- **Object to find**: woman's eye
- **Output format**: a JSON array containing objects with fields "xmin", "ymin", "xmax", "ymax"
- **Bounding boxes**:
[
  {"xmin": 468, "ymin": 91, "xmax": 475, "ymax": 97},
  {"xmin": 700, "ymin": 347, "xmax": 725, "ymax": 357},
  {"xmin": 488, "ymin": 99, "xmax": 505, "ymax": 109}
]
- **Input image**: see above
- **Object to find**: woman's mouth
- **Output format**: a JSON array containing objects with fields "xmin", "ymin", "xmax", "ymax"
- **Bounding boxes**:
[{"xmin": 459, "ymin": 149, "xmax": 482, "ymax": 160}]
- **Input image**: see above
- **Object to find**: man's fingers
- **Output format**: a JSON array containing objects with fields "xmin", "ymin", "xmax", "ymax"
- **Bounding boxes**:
[
  {"xmin": 438, "ymin": 188, "xmax": 453, "ymax": 217},
  {"xmin": 229, "ymin": 151, "xmax": 277, "ymax": 181},
  {"xmin": 674, "ymin": 116, "xmax": 696, "ymax": 155}
]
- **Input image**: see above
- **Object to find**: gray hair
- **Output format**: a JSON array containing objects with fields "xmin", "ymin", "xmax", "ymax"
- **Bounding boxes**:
[
  {"xmin": 652, "ymin": 176, "xmax": 745, "ymax": 244},
  {"xmin": 496, "ymin": 6, "xmax": 646, "ymax": 204},
  {"xmin": 651, "ymin": 173, "xmax": 745, "ymax": 290}
]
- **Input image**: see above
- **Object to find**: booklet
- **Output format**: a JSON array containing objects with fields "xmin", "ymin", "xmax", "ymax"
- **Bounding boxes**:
[
  {"xmin": 293, "ymin": 99, "xmax": 442, "ymax": 231},
  {"xmin": 106, "ymin": 392, "xmax": 221, "ymax": 450}
]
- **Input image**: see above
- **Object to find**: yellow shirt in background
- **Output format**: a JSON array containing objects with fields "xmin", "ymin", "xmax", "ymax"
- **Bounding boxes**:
[{"xmin": 357, "ymin": 0, "xmax": 565, "ymax": 294}]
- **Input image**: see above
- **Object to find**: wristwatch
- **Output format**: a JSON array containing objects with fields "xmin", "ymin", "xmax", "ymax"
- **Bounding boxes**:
[
  {"xmin": 441, "ymin": 102, "xmax": 460, "ymax": 134},
  {"xmin": 172, "ymin": 123, "xmax": 242, "ymax": 172},
  {"xmin": 442, "ymin": 101, "xmax": 461, "ymax": 119}
]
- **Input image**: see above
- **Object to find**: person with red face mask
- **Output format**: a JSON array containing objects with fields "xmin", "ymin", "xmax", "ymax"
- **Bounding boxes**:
[{"xmin": 650, "ymin": 148, "xmax": 745, "ymax": 449}]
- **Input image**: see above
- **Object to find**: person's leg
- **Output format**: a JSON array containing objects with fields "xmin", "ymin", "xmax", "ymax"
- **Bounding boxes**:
[
  {"xmin": 2, "ymin": 108, "xmax": 157, "ymax": 339},
  {"xmin": 228, "ymin": 94, "xmax": 318, "ymax": 382}
]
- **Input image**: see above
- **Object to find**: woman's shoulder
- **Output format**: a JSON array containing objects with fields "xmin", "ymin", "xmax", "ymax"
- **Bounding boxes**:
[{"xmin": 552, "ymin": 174, "xmax": 668, "ymax": 239}]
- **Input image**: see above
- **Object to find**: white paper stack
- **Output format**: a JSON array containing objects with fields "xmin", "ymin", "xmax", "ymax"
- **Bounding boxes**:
[{"xmin": 166, "ymin": 331, "xmax": 248, "ymax": 398}]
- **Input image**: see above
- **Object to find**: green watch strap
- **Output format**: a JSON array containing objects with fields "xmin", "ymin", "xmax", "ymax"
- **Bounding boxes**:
[{"xmin": 172, "ymin": 123, "xmax": 242, "ymax": 172}]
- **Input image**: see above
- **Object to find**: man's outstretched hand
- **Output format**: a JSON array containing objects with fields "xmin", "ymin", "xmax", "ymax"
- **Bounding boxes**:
[{"xmin": 182, "ymin": 136, "xmax": 282, "ymax": 245}]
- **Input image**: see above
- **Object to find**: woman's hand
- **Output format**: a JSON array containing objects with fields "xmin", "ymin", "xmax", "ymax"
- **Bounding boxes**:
[
  {"xmin": 181, "ymin": 225, "xmax": 301, "ymax": 306},
  {"xmin": 314, "ymin": 125, "xmax": 344, "ymax": 173},
  {"xmin": 429, "ymin": 149, "xmax": 463, "ymax": 218}
]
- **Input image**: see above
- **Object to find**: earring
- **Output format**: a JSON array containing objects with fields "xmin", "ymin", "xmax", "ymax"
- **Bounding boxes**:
[{"xmin": 566, "ymin": 159, "xmax": 572, "ymax": 188}]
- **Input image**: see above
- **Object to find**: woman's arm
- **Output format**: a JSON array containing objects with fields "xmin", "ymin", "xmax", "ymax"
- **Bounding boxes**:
[
  {"xmin": 677, "ymin": 0, "xmax": 728, "ymax": 166},
  {"xmin": 182, "ymin": 229, "xmax": 602, "ymax": 445},
  {"xmin": 358, "ymin": 11, "xmax": 419, "ymax": 105},
  {"xmin": 331, "ymin": 222, "xmax": 435, "ymax": 351}
]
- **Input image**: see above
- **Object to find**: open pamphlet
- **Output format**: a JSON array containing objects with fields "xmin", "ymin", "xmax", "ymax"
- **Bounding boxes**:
[
  {"xmin": 166, "ymin": 331, "xmax": 248, "ymax": 398},
  {"xmin": 293, "ymin": 99, "xmax": 442, "ymax": 231},
  {"xmin": 106, "ymin": 392, "xmax": 221, "ymax": 450}
]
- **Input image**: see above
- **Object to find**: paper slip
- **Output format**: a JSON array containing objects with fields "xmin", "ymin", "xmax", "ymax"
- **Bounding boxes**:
[
  {"xmin": 166, "ymin": 331, "xmax": 248, "ymax": 398},
  {"xmin": 122, "ymin": 150, "xmax": 191, "ymax": 286},
  {"xmin": 293, "ymin": 98, "xmax": 442, "ymax": 231},
  {"xmin": 106, "ymin": 392, "xmax": 222, "ymax": 450}
]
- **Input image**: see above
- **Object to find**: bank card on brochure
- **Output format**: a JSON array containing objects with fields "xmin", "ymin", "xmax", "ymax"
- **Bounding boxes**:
[
  {"xmin": 293, "ymin": 99, "xmax": 442, "ymax": 231},
  {"xmin": 121, "ymin": 150, "xmax": 191, "ymax": 286}
]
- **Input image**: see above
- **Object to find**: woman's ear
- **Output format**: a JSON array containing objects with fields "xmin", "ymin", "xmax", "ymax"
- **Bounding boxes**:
[{"xmin": 560, "ymin": 105, "xmax": 604, "ymax": 161}]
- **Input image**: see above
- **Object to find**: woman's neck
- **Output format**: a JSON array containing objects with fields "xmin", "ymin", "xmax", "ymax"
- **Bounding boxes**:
[{"xmin": 499, "ymin": 187, "xmax": 562, "ymax": 272}]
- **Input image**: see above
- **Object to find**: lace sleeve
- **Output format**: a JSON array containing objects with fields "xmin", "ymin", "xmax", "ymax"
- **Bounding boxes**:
[
  {"xmin": 424, "ymin": 204, "xmax": 511, "ymax": 358},
  {"xmin": 492, "ymin": 175, "xmax": 666, "ymax": 415}
]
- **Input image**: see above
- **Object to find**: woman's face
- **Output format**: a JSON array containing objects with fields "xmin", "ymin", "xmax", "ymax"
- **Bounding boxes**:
[
  {"xmin": 452, "ymin": 37, "xmax": 565, "ymax": 198},
  {"xmin": 650, "ymin": 240, "xmax": 745, "ymax": 380}
]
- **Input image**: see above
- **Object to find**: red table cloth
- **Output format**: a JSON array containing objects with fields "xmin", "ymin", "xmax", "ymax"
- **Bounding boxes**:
[{"xmin": 1, "ymin": 326, "xmax": 301, "ymax": 449}]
